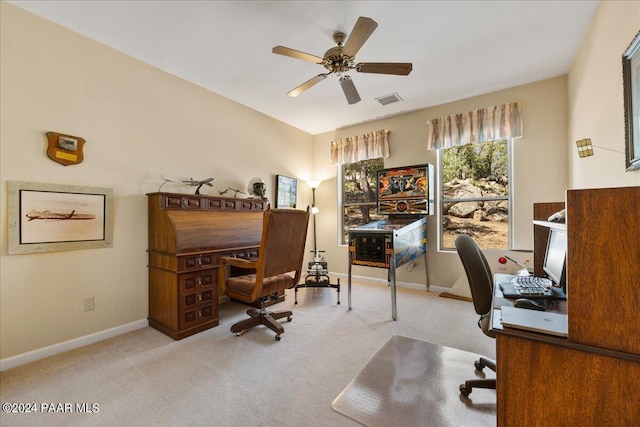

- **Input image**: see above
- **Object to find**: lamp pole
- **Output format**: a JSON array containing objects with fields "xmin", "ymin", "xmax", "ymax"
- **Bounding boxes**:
[
  {"xmin": 311, "ymin": 187, "xmax": 317, "ymax": 253},
  {"xmin": 306, "ymin": 179, "xmax": 322, "ymax": 256}
]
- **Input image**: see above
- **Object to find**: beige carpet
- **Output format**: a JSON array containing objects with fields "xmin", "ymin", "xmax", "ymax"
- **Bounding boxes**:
[
  {"xmin": 332, "ymin": 335, "xmax": 495, "ymax": 427},
  {"xmin": 0, "ymin": 280, "xmax": 495, "ymax": 427}
]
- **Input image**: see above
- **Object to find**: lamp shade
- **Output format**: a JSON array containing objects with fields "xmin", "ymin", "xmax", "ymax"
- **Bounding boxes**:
[{"xmin": 306, "ymin": 179, "xmax": 322, "ymax": 189}]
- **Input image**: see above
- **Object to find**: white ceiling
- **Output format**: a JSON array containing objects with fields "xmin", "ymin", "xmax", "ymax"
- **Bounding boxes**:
[{"xmin": 8, "ymin": 0, "xmax": 600, "ymax": 135}]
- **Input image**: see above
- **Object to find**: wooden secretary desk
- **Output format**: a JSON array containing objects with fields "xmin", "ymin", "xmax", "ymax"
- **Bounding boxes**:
[
  {"xmin": 492, "ymin": 186, "xmax": 640, "ymax": 425},
  {"xmin": 147, "ymin": 192, "xmax": 268, "ymax": 339}
]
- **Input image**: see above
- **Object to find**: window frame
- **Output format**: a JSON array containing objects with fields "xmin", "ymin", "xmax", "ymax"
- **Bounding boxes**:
[
  {"xmin": 437, "ymin": 139, "xmax": 513, "ymax": 252},
  {"xmin": 337, "ymin": 157, "xmax": 385, "ymax": 245}
]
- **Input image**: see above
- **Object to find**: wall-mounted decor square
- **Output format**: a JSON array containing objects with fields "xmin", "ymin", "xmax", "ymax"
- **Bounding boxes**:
[{"xmin": 8, "ymin": 181, "xmax": 114, "ymax": 254}]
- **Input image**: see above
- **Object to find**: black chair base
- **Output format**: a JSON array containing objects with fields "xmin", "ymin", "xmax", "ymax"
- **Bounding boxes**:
[
  {"xmin": 475, "ymin": 356, "xmax": 496, "ymax": 372},
  {"xmin": 230, "ymin": 304, "xmax": 292, "ymax": 340},
  {"xmin": 459, "ymin": 378, "xmax": 496, "ymax": 396},
  {"xmin": 459, "ymin": 357, "xmax": 497, "ymax": 396}
]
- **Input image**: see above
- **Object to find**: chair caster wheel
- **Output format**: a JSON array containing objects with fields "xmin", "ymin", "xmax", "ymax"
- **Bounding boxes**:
[
  {"xmin": 235, "ymin": 331, "xmax": 244, "ymax": 337},
  {"xmin": 474, "ymin": 360, "xmax": 485, "ymax": 371},
  {"xmin": 287, "ymin": 316, "xmax": 292, "ymax": 322},
  {"xmin": 275, "ymin": 335, "xmax": 281, "ymax": 341},
  {"xmin": 459, "ymin": 384, "xmax": 471, "ymax": 396}
]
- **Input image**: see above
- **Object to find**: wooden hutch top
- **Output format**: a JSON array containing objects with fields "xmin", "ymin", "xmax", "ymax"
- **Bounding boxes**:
[{"xmin": 147, "ymin": 192, "xmax": 268, "ymax": 254}]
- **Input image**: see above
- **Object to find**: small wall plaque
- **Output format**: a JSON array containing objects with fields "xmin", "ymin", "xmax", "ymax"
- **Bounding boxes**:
[{"xmin": 46, "ymin": 131, "xmax": 85, "ymax": 166}]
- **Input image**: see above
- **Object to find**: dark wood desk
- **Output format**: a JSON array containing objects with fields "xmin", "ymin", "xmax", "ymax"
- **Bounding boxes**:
[{"xmin": 490, "ymin": 274, "xmax": 640, "ymax": 426}]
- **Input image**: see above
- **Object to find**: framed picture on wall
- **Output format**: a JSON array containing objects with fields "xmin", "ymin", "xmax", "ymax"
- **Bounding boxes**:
[
  {"xmin": 623, "ymin": 30, "xmax": 640, "ymax": 171},
  {"xmin": 7, "ymin": 181, "xmax": 114, "ymax": 254},
  {"xmin": 275, "ymin": 175, "xmax": 297, "ymax": 208}
]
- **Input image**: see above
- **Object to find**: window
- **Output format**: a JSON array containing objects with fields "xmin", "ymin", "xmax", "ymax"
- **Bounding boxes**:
[
  {"xmin": 340, "ymin": 157, "xmax": 385, "ymax": 244},
  {"xmin": 439, "ymin": 139, "xmax": 510, "ymax": 250}
]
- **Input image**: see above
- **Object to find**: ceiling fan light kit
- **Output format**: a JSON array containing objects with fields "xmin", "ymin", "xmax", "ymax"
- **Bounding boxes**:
[{"xmin": 272, "ymin": 16, "xmax": 413, "ymax": 105}]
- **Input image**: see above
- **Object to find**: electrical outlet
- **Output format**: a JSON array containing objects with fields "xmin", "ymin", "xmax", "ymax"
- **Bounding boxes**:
[{"xmin": 84, "ymin": 297, "xmax": 95, "ymax": 311}]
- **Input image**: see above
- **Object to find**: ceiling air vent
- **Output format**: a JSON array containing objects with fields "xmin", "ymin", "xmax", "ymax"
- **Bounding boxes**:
[{"xmin": 375, "ymin": 93, "xmax": 403, "ymax": 106}]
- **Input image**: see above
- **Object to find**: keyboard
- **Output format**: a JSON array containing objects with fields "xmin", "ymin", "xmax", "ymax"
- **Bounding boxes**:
[{"xmin": 500, "ymin": 276, "xmax": 553, "ymax": 297}]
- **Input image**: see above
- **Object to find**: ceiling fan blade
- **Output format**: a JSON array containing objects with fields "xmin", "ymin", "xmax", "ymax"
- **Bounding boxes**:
[
  {"xmin": 272, "ymin": 46, "xmax": 324, "ymax": 64},
  {"xmin": 339, "ymin": 75, "xmax": 361, "ymax": 105},
  {"xmin": 287, "ymin": 73, "xmax": 329, "ymax": 97},
  {"xmin": 356, "ymin": 62, "xmax": 413, "ymax": 75},
  {"xmin": 343, "ymin": 17, "xmax": 378, "ymax": 58}
]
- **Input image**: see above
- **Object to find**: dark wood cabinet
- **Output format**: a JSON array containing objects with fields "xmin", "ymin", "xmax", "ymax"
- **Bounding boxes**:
[
  {"xmin": 147, "ymin": 192, "xmax": 267, "ymax": 339},
  {"xmin": 494, "ymin": 186, "xmax": 640, "ymax": 425},
  {"xmin": 566, "ymin": 186, "xmax": 640, "ymax": 355}
]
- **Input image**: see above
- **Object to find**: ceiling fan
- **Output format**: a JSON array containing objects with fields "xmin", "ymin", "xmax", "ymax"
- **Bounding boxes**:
[{"xmin": 272, "ymin": 16, "xmax": 413, "ymax": 105}]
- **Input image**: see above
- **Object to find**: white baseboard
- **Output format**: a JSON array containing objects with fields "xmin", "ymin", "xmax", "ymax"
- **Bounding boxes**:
[
  {"xmin": 329, "ymin": 272, "xmax": 450, "ymax": 294},
  {"xmin": 0, "ymin": 319, "xmax": 148, "ymax": 372}
]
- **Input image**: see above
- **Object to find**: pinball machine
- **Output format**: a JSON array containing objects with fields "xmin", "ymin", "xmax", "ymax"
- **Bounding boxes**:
[{"xmin": 347, "ymin": 164, "xmax": 434, "ymax": 320}]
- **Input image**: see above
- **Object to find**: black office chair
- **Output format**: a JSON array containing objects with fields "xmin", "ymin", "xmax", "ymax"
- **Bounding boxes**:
[{"xmin": 454, "ymin": 234, "xmax": 497, "ymax": 397}]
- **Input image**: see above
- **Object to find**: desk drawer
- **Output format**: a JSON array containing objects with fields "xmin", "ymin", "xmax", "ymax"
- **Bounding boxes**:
[
  {"xmin": 179, "ymin": 269, "xmax": 216, "ymax": 292},
  {"xmin": 220, "ymin": 249, "xmax": 259, "ymax": 261},
  {"xmin": 163, "ymin": 195, "xmax": 202, "ymax": 209},
  {"xmin": 180, "ymin": 254, "xmax": 214, "ymax": 271},
  {"xmin": 180, "ymin": 304, "xmax": 217, "ymax": 329},
  {"xmin": 183, "ymin": 289, "xmax": 215, "ymax": 309}
]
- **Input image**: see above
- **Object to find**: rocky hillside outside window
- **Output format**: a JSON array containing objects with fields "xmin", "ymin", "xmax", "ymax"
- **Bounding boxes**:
[{"xmin": 439, "ymin": 139, "xmax": 511, "ymax": 250}]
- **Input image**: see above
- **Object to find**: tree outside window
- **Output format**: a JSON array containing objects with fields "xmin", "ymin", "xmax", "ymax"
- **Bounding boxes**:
[
  {"xmin": 440, "ymin": 140, "xmax": 510, "ymax": 250},
  {"xmin": 341, "ymin": 157, "xmax": 385, "ymax": 244}
]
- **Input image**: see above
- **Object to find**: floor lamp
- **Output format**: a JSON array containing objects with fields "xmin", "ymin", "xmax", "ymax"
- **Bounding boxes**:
[
  {"xmin": 297, "ymin": 179, "xmax": 339, "ymax": 305},
  {"xmin": 306, "ymin": 179, "xmax": 322, "ymax": 255}
]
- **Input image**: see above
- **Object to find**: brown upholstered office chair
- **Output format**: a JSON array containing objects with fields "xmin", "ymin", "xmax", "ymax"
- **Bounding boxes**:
[
  {"xmin": 220, "ymin": 206, "xmax": 310, "ymax": 340},
  {"xmin": 454, "ymin": 234, "xmax": 497, "ymax": 396}
]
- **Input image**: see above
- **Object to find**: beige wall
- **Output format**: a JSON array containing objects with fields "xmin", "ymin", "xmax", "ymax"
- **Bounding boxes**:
[
  {"xmin": 0, "ymin": 4, "xmax": 313, "ymax": 360},
  {"xmin": 312, "ymin": 77, "xmax": 569, "ymax": 288},
  {"xmin": 568, "ymin": 0, "xmax": 640, "ymax": 188}
]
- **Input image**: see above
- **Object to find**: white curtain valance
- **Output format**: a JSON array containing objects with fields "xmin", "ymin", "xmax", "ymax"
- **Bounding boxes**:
[
  {"xmin": 330, "ymin": 129, "xmax": 390, "ymax": 165},
  {"xmin": 426, "ymin": 102, "xmax": 524, "ymax": 150}
]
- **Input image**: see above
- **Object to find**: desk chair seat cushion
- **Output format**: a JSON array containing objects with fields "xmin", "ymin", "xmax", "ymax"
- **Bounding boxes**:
[{"xmin": 225, "ymin": 273, "xmax": 295, "ymax": 303}]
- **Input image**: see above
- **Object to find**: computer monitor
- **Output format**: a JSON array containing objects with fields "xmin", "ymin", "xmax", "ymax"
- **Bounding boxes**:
[{"xmin": 543, "ymin": 228, "xmax": 567, "ymax": 294}]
